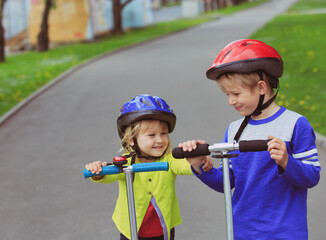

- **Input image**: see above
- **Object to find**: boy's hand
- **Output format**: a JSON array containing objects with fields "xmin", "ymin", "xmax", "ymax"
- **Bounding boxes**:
[
  {"xmin": 267, "ymin": 135, "xmax": 288, "ymax": 170},
  {"xmin": 178, "ymin": 140, "xmax": 211, "ymax": 174},
  {"xmin": 85, "ymin": 161, "xmax": 108, "ymax": 180}
]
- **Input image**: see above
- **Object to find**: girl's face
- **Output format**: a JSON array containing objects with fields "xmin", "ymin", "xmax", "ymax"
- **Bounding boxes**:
[
  {"xmin": 221, "ymin": 77, "xmax": 263, "ymax": 117},
  {"xmin": 135, "ymin": 120, "xmax": 169, "ymax": 158}
]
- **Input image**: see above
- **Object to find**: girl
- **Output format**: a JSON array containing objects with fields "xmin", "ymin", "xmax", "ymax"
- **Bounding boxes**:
[{"xmin": 85, "ymin": 94, "xmax": 213, "ymax": 240}]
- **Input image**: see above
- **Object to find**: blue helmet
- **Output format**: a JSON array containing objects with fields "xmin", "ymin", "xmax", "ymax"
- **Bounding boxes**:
[{"xmin": 117, "ymin": 94, "xmax": 176, "ymax": 138}]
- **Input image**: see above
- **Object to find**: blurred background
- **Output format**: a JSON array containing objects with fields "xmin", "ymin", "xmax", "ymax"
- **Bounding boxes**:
[{"xmin": 0, "ymin": 0, "xmax": 325, "ymax": 239}]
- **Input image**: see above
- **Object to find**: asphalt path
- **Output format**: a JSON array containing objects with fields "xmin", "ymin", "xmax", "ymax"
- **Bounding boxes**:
[{"xmin": 1, "ymin": 0, "xmax": 325, "ymax": 239}]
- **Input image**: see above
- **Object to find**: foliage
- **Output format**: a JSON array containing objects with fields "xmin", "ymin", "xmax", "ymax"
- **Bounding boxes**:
[
  {"xmin": 288, "ymin": 0, "xmax": 326, "ymax": 11},
  {"xmin": 209, "ymin": 0, "xmax": 268, "ymax": 15}
]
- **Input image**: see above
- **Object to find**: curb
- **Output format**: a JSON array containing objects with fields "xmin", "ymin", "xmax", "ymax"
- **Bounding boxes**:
[{"xmin": 316, "ymin": 132, "xmax": 326, "ymax": 150}]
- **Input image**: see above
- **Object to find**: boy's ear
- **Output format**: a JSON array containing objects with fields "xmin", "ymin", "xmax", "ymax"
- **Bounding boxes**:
[{"xmin": 258, "ymin": 81, "xmax": 267, "ymax": 95}]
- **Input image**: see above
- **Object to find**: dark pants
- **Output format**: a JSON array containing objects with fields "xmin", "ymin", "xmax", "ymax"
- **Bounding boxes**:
[{"xmin": 120, "ymin": 228, "xmax": 175, "ymax": 240}]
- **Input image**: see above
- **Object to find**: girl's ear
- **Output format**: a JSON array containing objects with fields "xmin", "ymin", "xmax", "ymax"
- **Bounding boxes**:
[
  {"xmin": 129, "ymin": 138, "xmax": 135, "ymax": 147},
  {"xmin": 257, "ymin": 80, "xmax": 267, "ymax": 95}
]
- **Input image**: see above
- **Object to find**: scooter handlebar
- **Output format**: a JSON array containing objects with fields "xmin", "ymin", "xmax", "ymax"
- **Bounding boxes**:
[
  {"xmin": 239, "ymin": 139, "xmax": 270, "ymax": 152},
  {"xmin": 172, "ymin": 144, "xmax": 210, "ymax": 159},
  {"xmin": 83, "ymin": 162, "xmax": 169, "ymax": 178},
  {"xmin": 132, "ymin": 162, "xmax": 169, "ymax": 173},
  {"xmin": 172, "ymin": 140, "xmax": 270, "ymax": 159}
]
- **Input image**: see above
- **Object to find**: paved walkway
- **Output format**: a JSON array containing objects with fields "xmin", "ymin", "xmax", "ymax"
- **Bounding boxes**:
[{"xmin": 1, "ymin": 0, "xmax": 325, "ymax": 239}]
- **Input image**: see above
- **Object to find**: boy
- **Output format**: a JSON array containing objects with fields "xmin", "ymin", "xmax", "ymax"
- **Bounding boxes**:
[{"xmin": 179, "ymin": 39, "xmax": 320, "ymax": 239}]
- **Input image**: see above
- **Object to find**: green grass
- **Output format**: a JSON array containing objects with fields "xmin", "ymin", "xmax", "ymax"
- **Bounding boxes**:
[
  {"xmin": 288, "ymin": 0, "xmax": 326, "ymax": 11},
  {"xmin": 250, "ymin": 2, "xmax": 326, "ymax": 135},
  {"xmin": 213, "ymin": 0, "xmax": 268, "ymax": 15}
]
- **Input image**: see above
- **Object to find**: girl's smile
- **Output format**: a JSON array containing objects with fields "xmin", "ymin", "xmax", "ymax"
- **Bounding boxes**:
[{"xmin": 134, "ymin": 120, "xmax": 169, "ymax": 160}]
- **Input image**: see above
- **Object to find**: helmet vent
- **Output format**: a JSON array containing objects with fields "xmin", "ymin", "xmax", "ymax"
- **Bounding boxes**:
[
  {"xmin": 222, "ymin": 50, "xmax": 232, "ymax": 60},
  {"xmin": 156, "ymin": 100, "xmax": 162, "ymax": 108},
  {"xmin": 241, "ymin": 42, "xmax": 253, "ymax": 46},
  {"xmin": 140, "ymin": 99, "xmax": 152, "ymax": 107}
]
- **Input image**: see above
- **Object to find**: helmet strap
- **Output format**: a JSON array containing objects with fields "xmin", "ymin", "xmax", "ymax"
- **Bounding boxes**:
[
  {"xmin": 234, "ymin": 115, "xmax": 250, "ymax": 142},
  {"xmin": 234, "ymin": 86, "xmax": 279, "ymax": 142}
]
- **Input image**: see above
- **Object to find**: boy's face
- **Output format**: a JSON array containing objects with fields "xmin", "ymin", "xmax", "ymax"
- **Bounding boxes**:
[
  {"xmin": 135, "ymin": 120, "xmax": 169, "ymax": 158},
  {"xmin": 220, "ymin": 77, "xmax": 262, "ymax": 117}
]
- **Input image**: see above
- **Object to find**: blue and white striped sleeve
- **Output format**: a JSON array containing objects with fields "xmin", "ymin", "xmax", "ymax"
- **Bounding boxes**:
[{"xmin": 281, "ymin": 116, "xmax": 321, "ymax": 188}]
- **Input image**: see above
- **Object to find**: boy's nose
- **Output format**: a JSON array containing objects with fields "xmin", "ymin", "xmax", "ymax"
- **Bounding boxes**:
[{"xmin": 228, "ymin": 96, "xmax": 236, "ymax": 105}]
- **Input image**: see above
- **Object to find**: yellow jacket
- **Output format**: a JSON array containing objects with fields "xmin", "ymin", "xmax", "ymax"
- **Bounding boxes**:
[{"xmin": 92, "ymin": 153, "xmax": 193, "ymax": 240}]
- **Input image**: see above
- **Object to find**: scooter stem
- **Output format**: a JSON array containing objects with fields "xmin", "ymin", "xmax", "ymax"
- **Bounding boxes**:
[
  {"xmin": 124, "ymin": 167, "xmax": 139, "ymax": 240},
  {"xmin": 222, "ymin": 150, "xmax": 234, "ymax": 240}
]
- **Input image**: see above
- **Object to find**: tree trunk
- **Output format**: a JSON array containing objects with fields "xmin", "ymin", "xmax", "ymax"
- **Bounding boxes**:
[
  {"xmin": 217, "ymin": 0, "xmax": 227, "ymax": 8},
  {"xmin": 211, "ymin": 0, "xmax": 218, "ymax": 11},
  {"xmin": 161, "ymin": 0, "xmax": 168, "ymax": 6},
  {"xmin": 231, "ymin": 0, "xmax": 247, "ymax": 5},
  {"xmin": 37, "ymin": 0, "xmax": 52, "ymax": 52},
  {"xmin": 0, "ymin": 0, "xmax": 6, "ymax": 63},
  {"xmin": 112, "ymin": 0, "xmax": 123, "ymax": 35},
  {"xmin": 112, "ymin": 0, "xmax": 132, "ymax": 35}
]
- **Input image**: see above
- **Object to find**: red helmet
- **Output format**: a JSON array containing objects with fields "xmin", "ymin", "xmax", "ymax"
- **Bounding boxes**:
[{"xmin": 206, "ymin": 39, "xmax": 283, "ymax": 80}]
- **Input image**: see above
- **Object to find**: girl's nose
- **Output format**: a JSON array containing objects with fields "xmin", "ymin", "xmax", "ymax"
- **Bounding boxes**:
[{"xmin": 155, "ymin": 135, "xmax": 163, "ymax": 143}]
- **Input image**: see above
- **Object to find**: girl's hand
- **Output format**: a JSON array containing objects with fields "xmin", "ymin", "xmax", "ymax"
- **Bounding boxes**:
[
  {"xmin": 178, "ymin": 140, "xmax": 208, "ymax": 174},
  {"xmin": 267, "ymin": 135, "xmax": 288, "ymax": 170},
  {"xmin": 85, "ymin": 161, "xmax": 108, "ymax": 180},
  {"xmin": 201, "ymin": 156, "xmax": 214, "ymax": 172}
]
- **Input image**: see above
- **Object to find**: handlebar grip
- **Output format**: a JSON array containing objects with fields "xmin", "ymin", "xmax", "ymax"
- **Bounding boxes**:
[
  {"xmin": 132, "ymin": 162, "xmax": 169, "ymax": 172},
  {"xmin": 172, "ymin": 144, "xmax": 210, "ymax": 159},
  {"xmin": 83, "ymin": 165, "xmax": 120, "ymax": 178},
  {"xmin": 83, "ymin": 162, "xmax": 169, "ymax": 178},
  {"xmin": 239, "ymin": 140, "xmax": 270, "ymax": 152}
]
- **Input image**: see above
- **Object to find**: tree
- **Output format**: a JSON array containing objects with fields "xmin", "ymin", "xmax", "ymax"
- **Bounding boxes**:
[
  {"xmin": 231, "ymin": 0, "xmax": 247, "ymax": 5},
  {"xmin": 0, "ymin": 0, "xmax": 6, "ymax": 63},
  {"xmin": 111, "ymin": 0, "xmax": 132, "ymax": 35},
  {"xmin": 37, "ymin": 0, "xmax": 53, "ymax": 52},
  {"xmin": 217, "ymin": 0, "xmax": 227, "ymax": 8}
]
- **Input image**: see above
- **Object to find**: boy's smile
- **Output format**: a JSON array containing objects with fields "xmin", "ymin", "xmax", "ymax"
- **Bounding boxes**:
[{"xmin": 224, "ymin": 82, "xmax": 261, "ymax": 117}]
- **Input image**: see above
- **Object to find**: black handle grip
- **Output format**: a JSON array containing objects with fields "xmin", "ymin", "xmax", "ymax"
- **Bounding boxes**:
[
  {"xmin": 239, "ymin": 140, "xmax": 270, "ymax": 152},
  {"xmin": 172, "ymin": 144, "xmax": 210, "ymax": 159}
]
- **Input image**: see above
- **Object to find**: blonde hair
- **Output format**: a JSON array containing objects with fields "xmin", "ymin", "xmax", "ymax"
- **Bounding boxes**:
[
  {"xmin": 217, "ymin": 72, "xmax": 274, "ymax": 95},
  {"xmin": 120, "ymin": 119, "xmax": 171, "ymax": 156}
]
